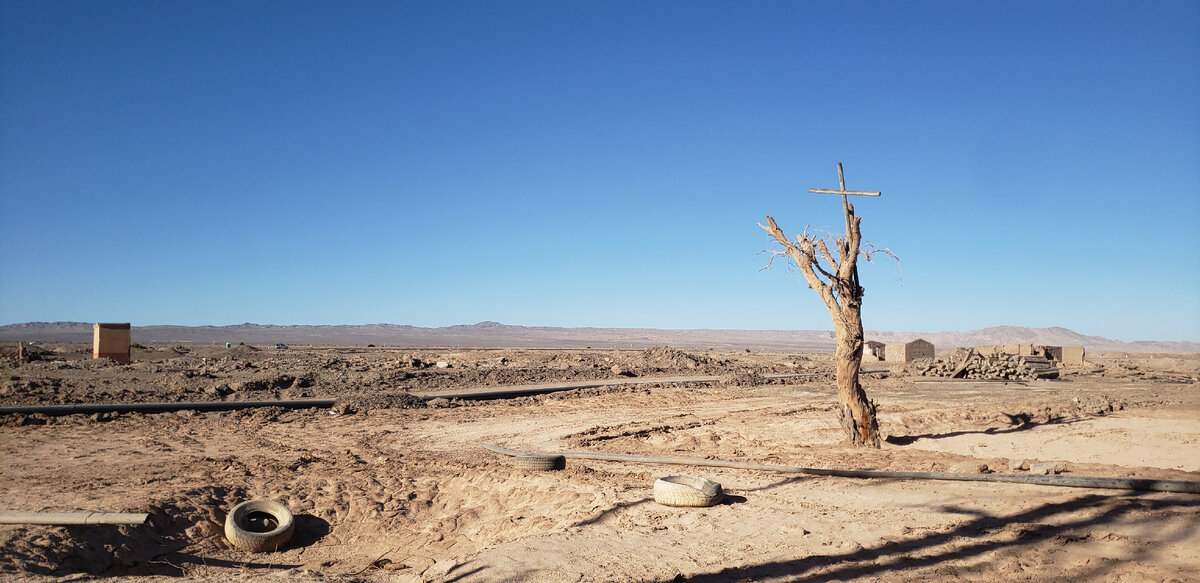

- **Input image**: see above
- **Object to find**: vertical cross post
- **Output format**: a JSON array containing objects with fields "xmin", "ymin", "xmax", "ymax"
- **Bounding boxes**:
[{"xmin": 808, "ymin": 163, "xmax": 882, "ymax": 253}]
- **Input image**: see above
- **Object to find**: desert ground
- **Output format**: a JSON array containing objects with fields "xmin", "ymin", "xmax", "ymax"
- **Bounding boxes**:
[{"xmin": 1, "ymin": 343, "xmax": 1198, "ymax": 582}]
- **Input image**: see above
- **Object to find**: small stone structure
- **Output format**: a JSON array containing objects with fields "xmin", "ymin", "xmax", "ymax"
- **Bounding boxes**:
[
  {"xmin": 93, "ymin": 323, "xmax": 131, "ymax": 364},
  {"xmin": 885, "ymin": 339, "xmax": 934, "ymax": 363},
  {"xmin": 864, "ymin": 341, "xmax": 885, "ymax": 362}
]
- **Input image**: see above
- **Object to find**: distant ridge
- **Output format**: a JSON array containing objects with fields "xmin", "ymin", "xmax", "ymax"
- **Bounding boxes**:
[{"xmin": 1, "ymin": 322, "xmax": 1195, "ymax": 353}]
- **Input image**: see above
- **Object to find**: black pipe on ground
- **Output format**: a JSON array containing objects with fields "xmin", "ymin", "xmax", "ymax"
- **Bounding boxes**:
[
  {"xmin": 0, "ymin": 399, "xmax": 338, "ymax": 417},
  {"xmin": 0, "ymin": 370, "xmax": 892, "ymax": 416},
  {"xmin": 482, "ymin": 444, "xmax": 1200, "ymax": 494},
  {"xmin": 417, "ymin": 370, "xmax": 888, "ymax": 401}
]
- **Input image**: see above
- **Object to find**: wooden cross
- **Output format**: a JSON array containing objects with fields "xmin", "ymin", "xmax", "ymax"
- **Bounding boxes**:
[{"xmin": 808, "ymin": 162, "xmax": 881, "ymax": 247}]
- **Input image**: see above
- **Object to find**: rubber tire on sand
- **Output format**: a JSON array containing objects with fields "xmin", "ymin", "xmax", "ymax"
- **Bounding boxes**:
[
  {"xmin": 224, "ymin": 499, "xmax": 295, "ymax": 553},
  {"xmin": 654, "ymin": 475, "xmax": 723, "ymax": 507},
  {"xmin": 513, "ymin": 453, "xmax": 566, "ymax": 471}
]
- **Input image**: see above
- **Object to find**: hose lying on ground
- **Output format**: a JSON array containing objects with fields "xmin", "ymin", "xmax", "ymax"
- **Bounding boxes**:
[
  {"xmin": 481, "ymin": 444, "xmax": 1200, "ymax": 494},
  {"xmin": 0, "ymin": 511, "xmax": 149, "ymax": 525}
]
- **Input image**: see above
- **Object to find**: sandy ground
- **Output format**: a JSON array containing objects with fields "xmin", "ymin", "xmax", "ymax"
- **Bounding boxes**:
[{"xmin": 1, "ymin": 345, "xmax": 1198, "ymax": 582}]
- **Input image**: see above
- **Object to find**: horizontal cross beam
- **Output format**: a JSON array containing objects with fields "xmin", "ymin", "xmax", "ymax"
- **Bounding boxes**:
[{"xmin": 808, "ymin": 188, "xmax": 881, "ymax": 197}]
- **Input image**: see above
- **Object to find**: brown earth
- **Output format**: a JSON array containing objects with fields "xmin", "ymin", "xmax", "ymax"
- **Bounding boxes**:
[{"xmin": 1, "ymin": 344, "xmax": 1198, "ymax": 582}]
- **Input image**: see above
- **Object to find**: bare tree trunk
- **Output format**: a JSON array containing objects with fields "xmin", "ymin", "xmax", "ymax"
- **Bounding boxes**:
[
  {"xmin": 833, "ymin": 303, "xmax": 880, "ymax": 447},
  {"xmin": 760, "ymin": 194, "xmax": 882, "ymax": 447}
]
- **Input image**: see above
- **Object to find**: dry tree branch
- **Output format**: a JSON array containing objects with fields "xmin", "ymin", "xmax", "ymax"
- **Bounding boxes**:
[
  {"xmin": 813, "ymin": 239, "xmax": 839, "ymax": 280},
  {"xmin": 859, "ymin": 243, "xmax": 903, "ymax": 283},
  {"xmin": 757, "ymin": 249, "xmax": 791, "ymax": 272}
]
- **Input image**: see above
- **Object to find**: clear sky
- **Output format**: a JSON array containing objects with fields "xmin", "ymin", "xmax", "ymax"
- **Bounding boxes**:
[{"xmin": 2, "ymin": 1, "xmax": 1198, "ymax": 342}]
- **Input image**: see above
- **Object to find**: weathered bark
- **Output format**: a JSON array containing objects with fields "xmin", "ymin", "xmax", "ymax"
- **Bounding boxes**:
[
  {"xmin": 833, "ymin": 302, "xmax": 880, "ymax": 447},
  {"xmin": 760, "ymin": 191, "xmax": 882, "ymax": 447}
]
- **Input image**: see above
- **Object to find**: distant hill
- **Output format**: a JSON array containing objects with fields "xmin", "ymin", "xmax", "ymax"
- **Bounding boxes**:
[{"xmin": 1, "ymin": 321, "xmax": 1195, "ymax": 353}]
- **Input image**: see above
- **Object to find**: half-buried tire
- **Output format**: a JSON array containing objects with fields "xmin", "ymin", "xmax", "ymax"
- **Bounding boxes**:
[
  {"xmin": 654, "ymin": 476, "xmax": 723, "ymax": 507},
  {"xmin": 512, "ymin": 453, "xmax": 566, "ymax": 471},
  {"xmin": 224, "ymin": 499, "xmax": 295, "ymax": 552}
]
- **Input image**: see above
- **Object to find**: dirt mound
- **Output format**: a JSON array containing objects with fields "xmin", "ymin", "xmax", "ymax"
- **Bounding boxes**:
[
  {"xmin": 638, "ymin": 346, "xmax": 716, "ymax": 371},
  {"xmin": 334, "ymin": 392, "xmax": 427, "ymax": 414},
  {"xmin": 718, "ymin": 370, "xmax": 767, "ymax": 387}
]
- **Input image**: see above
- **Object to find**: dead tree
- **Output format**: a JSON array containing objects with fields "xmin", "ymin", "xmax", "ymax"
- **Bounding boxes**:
[{"xmin": 759, "ymin": 163, "xmax": 891, "ymax": 448}]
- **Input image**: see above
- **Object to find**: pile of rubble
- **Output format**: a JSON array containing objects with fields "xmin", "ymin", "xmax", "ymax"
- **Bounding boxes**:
[{"xmin": 919, "ymin": 350, "xmax": 1059, "ymax": 381}]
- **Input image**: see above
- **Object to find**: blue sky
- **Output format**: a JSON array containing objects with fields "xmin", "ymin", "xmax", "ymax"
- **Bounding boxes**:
[{"xmin": 2, "ymin": 1, "xmax": 1198, "ymax": 342}]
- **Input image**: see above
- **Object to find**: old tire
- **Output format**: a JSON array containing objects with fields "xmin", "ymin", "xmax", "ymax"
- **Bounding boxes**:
[
  {"xmin": 654, "ymin": 476, "xmax": 723, "ymax": 507},
  {"xmin": 224, "ymin": 499, "xmax": 294, "ymax": 553},
  {"xmin": 512, "ymin": 453, "xmax": 566, "ymax": 471}
]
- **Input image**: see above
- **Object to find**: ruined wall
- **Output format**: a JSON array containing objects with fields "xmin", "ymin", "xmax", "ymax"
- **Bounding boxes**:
[
  {"xmin": 93, "ymin": 323, "xmax": 131, "ymax": 364},
  {"xmin": 1060, "ymin": 345, "xmax": 1086, "ymax": 365}
]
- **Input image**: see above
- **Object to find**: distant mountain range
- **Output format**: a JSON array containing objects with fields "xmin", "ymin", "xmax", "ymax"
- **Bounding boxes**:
[{"xmin": 1, "ymin": 321, "xmax": 1195, "ymax": 353}]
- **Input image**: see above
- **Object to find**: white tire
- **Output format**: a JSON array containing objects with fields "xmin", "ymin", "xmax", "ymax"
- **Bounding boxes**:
[{"xmin": 654, "ymin": 476, "xmax": 723, "ymax": 507}]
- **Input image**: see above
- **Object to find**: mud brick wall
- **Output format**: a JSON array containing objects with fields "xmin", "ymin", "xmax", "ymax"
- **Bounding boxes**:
[{"xmin": 93, "ymin": 323, "xmax": 131, "ymax": 364}]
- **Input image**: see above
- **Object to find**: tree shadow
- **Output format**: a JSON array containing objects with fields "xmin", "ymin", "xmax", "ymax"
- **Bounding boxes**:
[
  {"xmin": 736, "ymin": 476, "xmax": 809, "ymax": 494},
  {"xmin": 443, "ymin": 564, "xmax": 486, "ymax": 582},
  {"xmin": 569, "ymin": 489, "xmax": 751, "ymax": 528},
  {"xmin": 884, "ymin": 414, "xmax": 1091, "ymax": 445},
  {"xmin": 571, "ymin": 497, "xmax": 653, "ymax": 528},
  {"xmin": 571, "ymin": 475, "xmax": 811, "ymax": 528},
  {"xmin": 657, "ymin": 493, "xmax": 1200, "ymax": 582}
]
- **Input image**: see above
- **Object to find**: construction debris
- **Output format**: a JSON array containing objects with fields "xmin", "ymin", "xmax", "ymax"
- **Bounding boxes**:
[{"xmin": 920, "ymin": 350, "xmax": 1060, "ymax": 381}]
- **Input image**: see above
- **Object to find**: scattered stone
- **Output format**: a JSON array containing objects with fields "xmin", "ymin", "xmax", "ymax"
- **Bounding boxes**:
[
  {"xmin": 239, "ymin": 379, "xmax": 270, "ymax": 392},
  {"xmin": 427, "ymin": 398, "xmax": 451, "ymax": 408},
  {"xmin": 435, "ymin": 361, "xmax": 451, "ymax": 369},
  {"xmin": 1029, "ymin": 461, "xmax": 1068, "ymax": 475},
  {"xmin": 1008, "ymin": 458, "xmax": 1029, "ymax": 472},
  {"xmin": 611, "ymin": 365, "xmax": 635, "ymax": 377},
  {"xmin": 718, "ymin": 371, "xmax": 766, "ymax": 387},
  {"xmin": 948, "ymin": 462, "xmax": 989, "ymax": 474}
]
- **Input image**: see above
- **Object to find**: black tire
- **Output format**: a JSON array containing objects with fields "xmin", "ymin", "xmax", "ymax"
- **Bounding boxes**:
[
  {"xmin": 653, "ymin": 476, "xmax": 723, "ymax": 507},
  {"xmin": 224, "ymin": 499, "xmax": 294, "ymax": 553},
  {"xmin": 512, "ymin": 453, "xmax": 566, "ymax": 471}
]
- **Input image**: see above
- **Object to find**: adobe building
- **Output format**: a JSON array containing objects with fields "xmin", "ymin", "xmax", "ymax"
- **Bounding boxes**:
[
  {"xmin": 864, "ymin": 341, "xmax": 886, "ymax": 362},
  {"xmin": 93, "ymin": 323, "xmax": 131, "ymax": 364},
  {"xmin": 885, "ymin": 339, "xmax": 934, "ymax": 363}
]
